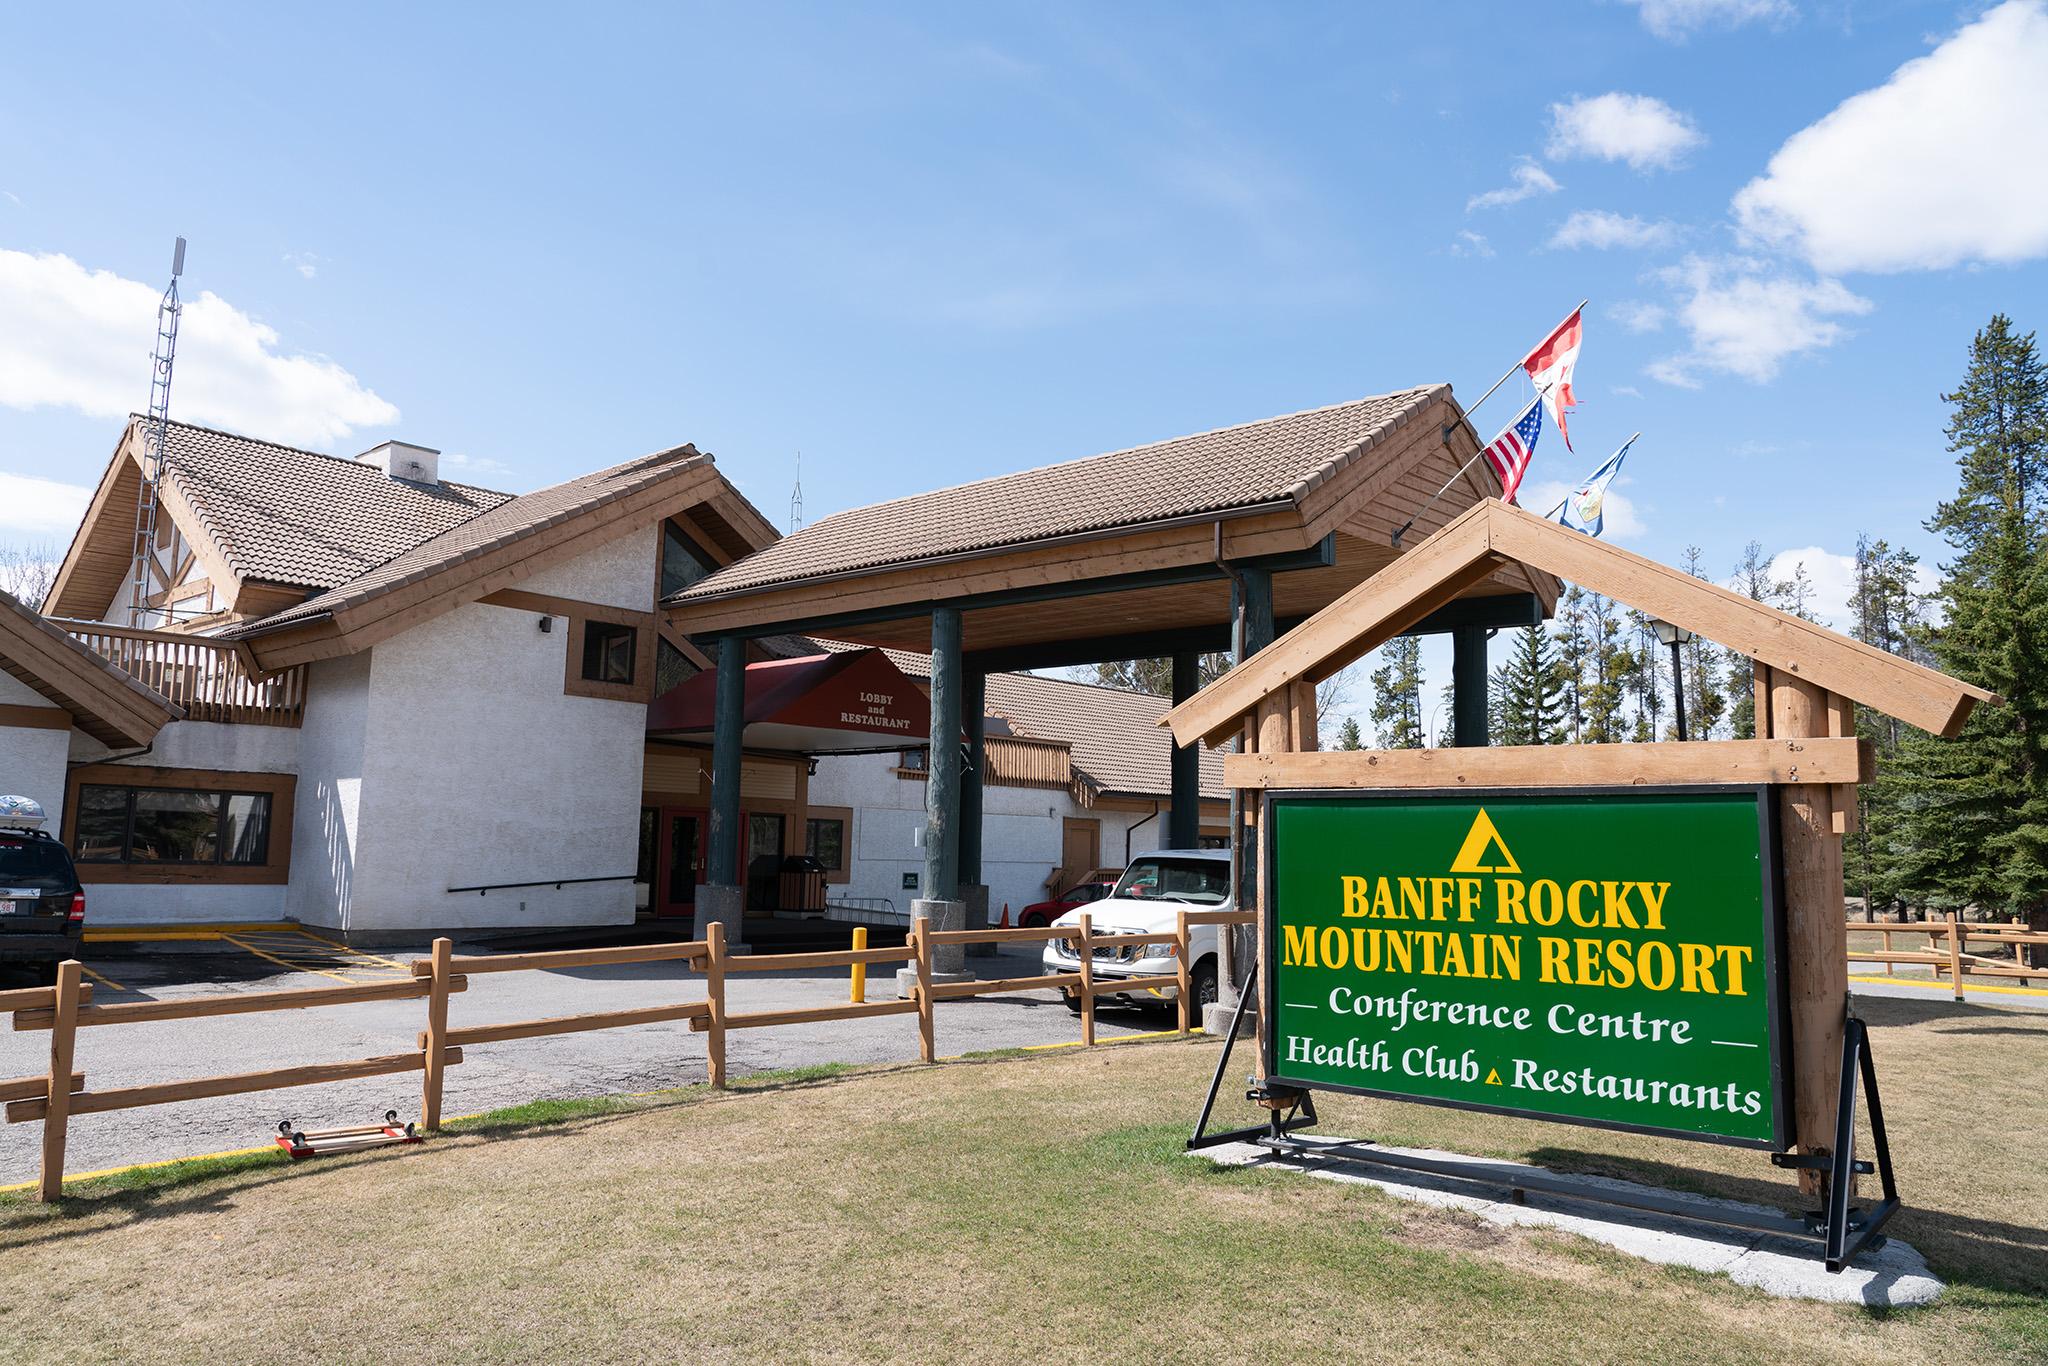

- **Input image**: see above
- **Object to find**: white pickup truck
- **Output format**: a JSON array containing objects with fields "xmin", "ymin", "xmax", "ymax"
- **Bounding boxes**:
[{"xmin": 1042, "ymin": 848, "xmax": 1231, "ymax": 1016}]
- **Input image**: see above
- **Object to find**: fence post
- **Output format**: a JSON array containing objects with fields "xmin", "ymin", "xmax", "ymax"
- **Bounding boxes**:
[
  {"xmin": 40, "ymin": 960, "xmax": 80, "ymax": 1203},
  {"xmin": 1078, "ymin": 912, "xmax": 1095, "ymax": 1048},
  {"xmin": 851, "ymin": 926, "xmax": 868, "ymax": 1004},
  {"xmin": 1175, "ymin": 911, "xmax": 1191, "ymax": 1037},
  {"xmin": 421, "ymin": 937, "xmax": 452, "ymax": 1131},
  {"xmin": 705, "ymin": 920, "xmax": 728, "ymax": 1088},
  {"xmin": 1882, "ymin": 927, "xmax": 1893, "ymax": 977},
  {"xmin": 912, "ymin": 916, "xmax": 934, "ymax": 1063},
  {"xmin": 1947, "ymin": 912, "xmax": 1965, "ymax": 1003}
]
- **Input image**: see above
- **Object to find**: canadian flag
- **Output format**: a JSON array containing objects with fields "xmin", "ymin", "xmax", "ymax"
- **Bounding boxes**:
[{"xmin": 1522, "ymin": 307, "xmax": 1583, "ymax": 451}]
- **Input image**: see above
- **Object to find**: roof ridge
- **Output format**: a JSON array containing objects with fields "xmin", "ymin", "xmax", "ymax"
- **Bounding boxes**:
[
  {"xmin": 136, "ymin": 413, "xmax": 511, "ymax": 499},
  {"xmin": 788, "ymin": 385, "xmax": 1445, "ymax": 539}
]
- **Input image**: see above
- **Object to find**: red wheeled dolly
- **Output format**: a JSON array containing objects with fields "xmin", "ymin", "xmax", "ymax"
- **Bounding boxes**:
[{"xmin": 275, "ymin": 1110, "xmax": 421, "ymax": 1160}]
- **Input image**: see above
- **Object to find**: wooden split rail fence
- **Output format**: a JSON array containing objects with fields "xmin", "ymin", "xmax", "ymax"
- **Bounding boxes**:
[
  {"xmin": 6, "ymin": 909, "xmax": 1251, "ymax": 1202},
  {"xmin": 1847, "ymin": 915, "xmax": 2048, "ymax": 1000}
]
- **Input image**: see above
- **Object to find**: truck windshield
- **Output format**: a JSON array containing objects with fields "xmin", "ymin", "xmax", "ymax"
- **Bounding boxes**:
[
  {"xmin": 1112, "ymin": 857, "xmax": 1228, "ymax": 905},
  {"xmin": 0, "ymin": 837, "xmax": 74, "ymax": 893}
]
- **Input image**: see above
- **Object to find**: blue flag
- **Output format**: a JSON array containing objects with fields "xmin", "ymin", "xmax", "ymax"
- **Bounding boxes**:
[{"xmin": 1551, "ymin": 438, "xmax": 1634, "ymax": 537}]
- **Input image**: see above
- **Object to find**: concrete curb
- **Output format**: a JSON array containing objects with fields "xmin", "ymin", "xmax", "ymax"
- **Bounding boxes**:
[{"xmin": 1195, "ymin": 1135, "xmax": 1943, "ymax": 1306}]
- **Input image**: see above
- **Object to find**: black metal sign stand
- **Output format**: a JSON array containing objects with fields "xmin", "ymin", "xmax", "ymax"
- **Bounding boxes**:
[{"xmin": 1189, "ymin": 990, "xmax": 1899, "ymax": 1274}]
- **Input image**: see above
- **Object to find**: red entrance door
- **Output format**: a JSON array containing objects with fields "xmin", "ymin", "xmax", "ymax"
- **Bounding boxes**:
[{"xmin": 654, "ymin": 807, "xmax": 750, "ymax": 919}]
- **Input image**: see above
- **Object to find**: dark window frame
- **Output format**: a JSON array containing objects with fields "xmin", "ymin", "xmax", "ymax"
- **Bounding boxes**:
[
  {"xmin": 581, "ymin": 621, "xmax": 639, "ymax": 686},
  {"xmin": 74, "ymin": 782, "xmax": 274, "ymax": 867}
]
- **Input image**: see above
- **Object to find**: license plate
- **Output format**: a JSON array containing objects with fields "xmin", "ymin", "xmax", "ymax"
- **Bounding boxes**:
[{"xmin": 0, "ymin": 900, "xmax": 16, "ymax": 915}]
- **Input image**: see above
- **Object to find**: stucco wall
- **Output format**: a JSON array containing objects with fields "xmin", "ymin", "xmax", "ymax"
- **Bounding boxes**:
[
  {"xmin": 0, "ymin": 672, "xmax": 71, "ymax": 822},
  {"xmin": 286, "ymin": 653, "xmax": 372, "ymax": 931},
  {"xmin": 342, "ymin": 573, "xmax": 649, "ymax": 935},
  {"xmin": 519, "ymin": 524, "xmax": 657, "ymax": 610},
  {"xmin": 808, "ymin": 752, "xmax": 1177, "ymax": 920}
]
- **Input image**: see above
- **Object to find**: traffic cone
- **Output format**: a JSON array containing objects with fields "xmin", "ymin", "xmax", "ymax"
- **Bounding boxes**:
[{"xmin": 999, "ymin": 904, "xmax": 1011, "ymax": 928}]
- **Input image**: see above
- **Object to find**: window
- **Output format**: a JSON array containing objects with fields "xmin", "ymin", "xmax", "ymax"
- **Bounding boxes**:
[
  {"xmin": 749, "ymin": 813, "xmax": 784, "ymax": 860},
  {"xmin": 898, "ymin": 748, "xmax": 928, "ymax": 773},
  {"xmin": 806, "ymin": 817, "xmax": 845, "ymax": 872},
  {"xmin": 1110, "ymin": 855, "xmax": 1230, "ymax": 906},
  {"xmin": 654, "ymin": 638, "xmax": 698, "ymax": 698},
  {"xmin": 76, "ymin": 784, "xmax": 272, "ymax": 866},
  {"xmin": 581, "ymin": 622, "xmax": 638, "ymax": 685},
  {"xmin": 661, "ymin": 521, "xmax": 717, "ymax": 599}
]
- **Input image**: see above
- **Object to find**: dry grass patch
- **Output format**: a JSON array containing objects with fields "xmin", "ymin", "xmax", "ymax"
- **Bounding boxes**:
[{"xmin": 0, "ymin": 998, "xmax": 2041, "ymax": 1364}]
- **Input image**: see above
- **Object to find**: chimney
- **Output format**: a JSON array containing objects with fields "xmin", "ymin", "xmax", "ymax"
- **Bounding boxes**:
[{"xmin": 355, "ymin": 440, "xmax": 440, "ymax": 485}]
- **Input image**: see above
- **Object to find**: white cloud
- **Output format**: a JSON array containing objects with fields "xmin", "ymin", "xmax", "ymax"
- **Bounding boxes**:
[
  {"xmin": 283, "ymin": 252, "xmax": 321, "ymax": 280},
  {"xmin": 0, "ymin": 249, "xmax": 398, "ymax": 449},
  {"xmin": 1547, "ymin": 210, "xmax": 1680, "ymax": 251},
  {"xmin": 1765, "ymin": 547, "xmax": 1939, "ymax": 630},
  {"xmin": 1521, "ymin": 476, "xmax": 1647, "ymax": 538},
  {"xmin": 1613, "ymin": 384, "xmax": 1644, "ymax": 398},
  {"xmin": 1619, "ymin": 0, "xmax": 1793, "ymax": 41},
  {"xmin": 1732, "ymin": 1, "xmax": 2048, "ymax": 273},
  {"xmin": 1448, "ymin": 229, "xmax": 1496, "ymax": 259},
  {"xmin": 1610, "ymin": 300, "xmax": 1668, "ymax": 333},
  {"xmin": 1547, "ymin": 93, "xmax": 1704, "ymax": 171},
  {"xmin": 440, "ymin": 450, "xmax": 521, "ymax": 487},
  {"xmin": 1467, "ymin": 159, "xmax": 1560, "ymax": 211},
  {"xmin": 0, "ymin": 471, "xmax": 91, "ymax": 540},
  {"xmin": 1647, "ymin": 255, "xmax": 1872, "ymax": 385}
]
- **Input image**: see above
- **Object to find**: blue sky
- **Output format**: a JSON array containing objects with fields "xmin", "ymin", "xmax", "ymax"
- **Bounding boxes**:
[{"xmin": 3, "ymin": 1, "xmax": 2046, "ymax": 644}]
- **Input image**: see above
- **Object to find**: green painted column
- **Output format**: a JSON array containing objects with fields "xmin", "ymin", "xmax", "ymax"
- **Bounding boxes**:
[
  {"xmin": 1168, "ymin": 650, "xmax": 1201, "ymax": 850},
  {"xmin": 707, "ymin": 635, "xmax": 745, "ymax": 886},
  {"xmin": 959, "ymin": 667, "xmax": 985, "ymax": 887},
  {"xmin": 1452, "ymin": 625, "xmax": 1489, "ymax": 748},
  {"xmin": 923, "ymin": 606, "xmax": 963, "ymax": 904}
]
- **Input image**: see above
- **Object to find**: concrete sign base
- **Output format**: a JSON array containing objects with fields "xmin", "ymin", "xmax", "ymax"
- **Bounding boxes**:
[{"xmin": 1194, "ymin": 1135, "xmax": 1943, "ymax": 1307}]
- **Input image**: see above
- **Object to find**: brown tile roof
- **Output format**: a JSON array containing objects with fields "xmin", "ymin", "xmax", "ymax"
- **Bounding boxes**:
[
  {"xmin": 0, "ymin": 589, "xmax": 183, "ymax": 746},
  {"xmin": 824, "ymin": 642, "xmax": 1223, "ymax": 801},
  {"xmin": 153, "ymin": 417, "xmax": 513, "ymax": 590},
  {"xmin": 676, "ymin": 385, "xmax": 1448, "ymax": 601},
  {"xmin": 226, "ymin": 443, "xmax": 709, "ymax": 635}
]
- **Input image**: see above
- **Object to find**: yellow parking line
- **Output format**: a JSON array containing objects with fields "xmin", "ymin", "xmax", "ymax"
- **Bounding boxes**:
[
  {"xmin": 0, "ymin": 1143, "xmax": 280, "ymax": 1195},
  {"xmin": 220, "ymin": 934, "xmax": 356, "ymax": 984},
  {"xmin": 79, "ymin": 965, "xmax": 128, "ymax": 994},
  {"xmin": 1018, "ymin": 1027, "xmax": 1201, "ymax": 1053},
  {"xmin": 283, "ymin": 929, "xmax": 413, "ymax": 973},
  {"xmin": 1850, "ymin": 973, "xmax": 2048, "ymax": 1000}
]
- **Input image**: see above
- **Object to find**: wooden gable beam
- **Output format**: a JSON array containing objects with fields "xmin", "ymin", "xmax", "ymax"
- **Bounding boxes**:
[{"xmin": 43, "ymin": 424, "xmax": 144, "ymax": 619}]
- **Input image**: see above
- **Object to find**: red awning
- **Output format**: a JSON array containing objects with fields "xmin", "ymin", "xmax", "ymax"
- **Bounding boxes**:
[{"xmin": 646, "ymin": 649, "xmax": 930, "ymax": 753}]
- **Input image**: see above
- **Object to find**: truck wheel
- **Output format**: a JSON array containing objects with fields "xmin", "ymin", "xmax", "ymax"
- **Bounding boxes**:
[
  {"xmin": 34, "ymin": 962, "xmax": 58, "ymax": 988},
  {"xmin": 1189, "ymin": 960, "xmax": 1219, "ymax": 1014},
  {"xmin": 1062, "ymin": 987, "xmax": 1084, "ymax": 1014}
]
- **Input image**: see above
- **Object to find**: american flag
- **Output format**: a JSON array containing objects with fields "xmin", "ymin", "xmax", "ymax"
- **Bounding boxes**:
[{"xmin": 1480, "ymin": 395, "xmax": 1544, "ymax": 503}]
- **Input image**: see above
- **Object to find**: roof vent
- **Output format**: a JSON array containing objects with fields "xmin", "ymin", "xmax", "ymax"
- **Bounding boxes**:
[{"xmin": 356, "ymin": 440, "xmax": 441, "ymax": 486}]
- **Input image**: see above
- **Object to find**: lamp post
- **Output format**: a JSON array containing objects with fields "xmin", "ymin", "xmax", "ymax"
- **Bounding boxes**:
[{"xmin": 1650, "ymin": 619, "xmax": 1695, "ymax": 741}]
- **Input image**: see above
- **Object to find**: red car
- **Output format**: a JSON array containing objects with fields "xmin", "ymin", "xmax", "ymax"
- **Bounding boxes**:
[{"xmin": 1016, "ymin": 880, "xmax": 1115, "ymax": 928}]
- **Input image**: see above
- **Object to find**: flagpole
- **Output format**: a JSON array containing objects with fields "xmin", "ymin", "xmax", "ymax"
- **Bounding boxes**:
[
  {"xmin": 1543, "ymin": 431, "xmax": 1639, "ymax": 520},
  {"xmin": 1391, "ymin": 299, "xmax": 1586, "ymax": 548}
]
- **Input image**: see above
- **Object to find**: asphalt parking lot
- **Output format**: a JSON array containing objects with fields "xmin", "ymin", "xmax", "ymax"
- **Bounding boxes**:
[{"xmin": 0, "ymin": 930, "xmax": 1170, "ymax": 1185}]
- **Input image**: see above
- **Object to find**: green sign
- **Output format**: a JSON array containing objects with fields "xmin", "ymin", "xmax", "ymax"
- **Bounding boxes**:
[{"xmin": 1264, "ymin": 787, "xmax": 1787, "ymax": 1148}]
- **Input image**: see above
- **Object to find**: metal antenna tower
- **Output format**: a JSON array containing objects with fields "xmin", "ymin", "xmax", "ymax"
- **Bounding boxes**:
[
  {"xmin": 126, "ymin": 237, "xmax": 186, "ymax": 626},
  {"xmin": 789, "ymin": 450, "xmax": 805, "ymax": 532}
]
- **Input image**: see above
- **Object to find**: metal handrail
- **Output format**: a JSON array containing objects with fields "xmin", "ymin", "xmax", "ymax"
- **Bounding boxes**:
[{"xmin": 447, "ymin": 874, "xmax": 639, "ymax": 896}]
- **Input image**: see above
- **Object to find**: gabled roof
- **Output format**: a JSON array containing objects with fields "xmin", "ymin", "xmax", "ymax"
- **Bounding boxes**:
[
  {"xmin": 222, "ymin": 443, "xmax": 771, "ymax": 669},
  {"xmin": 46, "ymin": 417, "xmax": 512, "ymax": 619},
  {"xmin": 1165, "ymin": 498, "xmax": 1997, "ymax": 748},
  {"xmin": 0, "ymin": 591, "xmax": 182, "ymax": 747},
  {"xmin": 677, "ymin": 385, "xmax": 1451, "ymax": 602}
]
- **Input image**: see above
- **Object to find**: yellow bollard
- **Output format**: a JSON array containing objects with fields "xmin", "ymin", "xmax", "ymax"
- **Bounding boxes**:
[{"xmin": 851, "ymin": 926, "xmax": 868, "ymax": 1004}]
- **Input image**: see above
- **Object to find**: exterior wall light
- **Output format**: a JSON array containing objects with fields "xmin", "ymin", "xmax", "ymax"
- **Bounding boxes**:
[{"xmin": 538, "ymin": 616, "xmax": 553, "ymax": 633}]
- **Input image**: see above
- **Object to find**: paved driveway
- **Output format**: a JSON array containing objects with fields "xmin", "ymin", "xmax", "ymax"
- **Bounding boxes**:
[{"xmin": 0, "ymin": 937, "xmax": 1170, "ymax": 1185}]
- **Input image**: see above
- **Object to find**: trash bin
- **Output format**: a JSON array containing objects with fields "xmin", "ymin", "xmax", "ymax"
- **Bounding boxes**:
[{"xmin": 777, "ymin": 855, "xmax": 828, "ymax": 915}]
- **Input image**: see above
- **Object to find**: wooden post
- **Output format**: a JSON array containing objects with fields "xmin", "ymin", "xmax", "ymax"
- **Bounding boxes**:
[
  {"xmin": 1882, "ymin": 927, "xmax": 1894, "ymax": 977},
  {"xmin": 421, "ymin": 937, "xmax": 453, "ymax": 1131},
  {"xmin": 1251, "ymin": 694, "xmax": 1289, "ymax": 1080},
  {"xmin": 912, "ymin": 916, "xmax": 935, "ymax": 1063},
  {"xmin": 1947, "ymin": 912, "xmax": 1965, "ymax": 1003},
  {"xmin": 1762, "ymin": 664, "xmax": 1850, "ymax": 1197},
  {"xmin": 1175, "ymin": 910, "xmax": 1192, "ymax": 1036},
  {"xmin": 850, "ymin": 925, "xmax": 868, "ymax": 1004},
  {"xmin": 40, "ymin": 960, "xmax": 80, "ymax": 1203},
  {"xmin": 704, "ymin": 920, "xmax": 728, "ymax": 1088},
  {"xmin": 1077, "ymin": 912, "xmax": 1095, "ymax": 1047}
]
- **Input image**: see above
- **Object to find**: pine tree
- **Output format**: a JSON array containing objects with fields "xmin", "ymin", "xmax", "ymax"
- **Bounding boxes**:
[
  {"xmin": 1621, "ymin": 610, "xmax": 1663, "ymax": 743},
  {"xmin": 1581, "ymin": 592, "xmax": 1629, "ymax": 743},
  {"xmin": 1368, "ymin": 636, "xmax": 1424, "ymax": 748},
  {"xmin": 1725, "ymin": 541, "xmax": 1790, "ymax": 739},
  {"xmin": 1337, "ymin": 716, "xmax": 1364, "ymax": 750},
  {"xmin": 1552, "ymin": 586, "xmax": 1591, "ymax": 744},
  {"xmin": 1891, "ymin": 315, "xmax": 2048, "ymax": 918},
  {"xmin": 1844, "ymin": 535, "xmax": 1932, "ymax": 914},
  {"xmin": 1494, "ymin": 626, "xmax": 1568, "ymax": 745},
  {"xmin": 1677, "ymin": 547, "xmax": 1727, "ymax": 740},
  {"xmin": 1092, "ymin": 653, "xmax": 1230, "ymax": 696}
]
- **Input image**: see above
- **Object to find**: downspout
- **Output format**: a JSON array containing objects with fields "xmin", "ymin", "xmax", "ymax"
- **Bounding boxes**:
[{"xmin": 1125, "ymin": 802, "xmax": 1161, "ymax": 864}]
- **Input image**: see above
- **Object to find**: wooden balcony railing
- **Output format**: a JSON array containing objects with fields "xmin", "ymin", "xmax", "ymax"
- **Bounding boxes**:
[{"xmin": 59, "ymin": 621, "xmax": 307, "ymax": 728}]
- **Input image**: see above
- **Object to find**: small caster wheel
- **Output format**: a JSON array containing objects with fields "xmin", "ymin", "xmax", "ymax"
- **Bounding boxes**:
[
  {"xmin": 384, "ymin": 1109, "xmax": 399, "ymax": 1126},
  {"xmin": 277, "ymin": 1118, "xmax": 295, "ymax": 1136},
  {"xmin": 290, "ymin": 1131, "xmax": 307, "ymax": 1148},
  {"xmin": 404, "ymin": 1122, "xmax": 417, "ymax": 1137}
]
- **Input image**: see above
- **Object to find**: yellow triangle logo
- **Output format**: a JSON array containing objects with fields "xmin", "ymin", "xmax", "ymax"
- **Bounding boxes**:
[
  {"xmin": 1485, "ymin": 1068, "xmax": 1502, "ymax": 1086},
  {"xmin": 1449, "ymin": 808, "xmax": 1520, "ymax": 875}
]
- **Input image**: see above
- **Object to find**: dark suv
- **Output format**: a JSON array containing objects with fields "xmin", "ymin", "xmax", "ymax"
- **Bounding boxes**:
[{"xmin": 0, "ymin": 825, "xmax": 86, "ymax": 985}]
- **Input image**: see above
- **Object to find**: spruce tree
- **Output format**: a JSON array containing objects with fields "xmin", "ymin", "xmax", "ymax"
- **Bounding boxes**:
[
  {"xmin": 1726, "ymin": 541, "xmax": 1789, "ymax": 739},
  {"xmin": 1553, "ymin": 586, "xmax": 1591, "ymax": 743},
  {"xmin": 1337, "ymin": 716, "xmax": 1364, "ymax": 750},
  {"xmin": 1368, "ymin": 636, "xmax": 1424, "ymax": 748},
  {"xmin": 1494, "ymin": 626, "xmax": 1568, "ymax": 745},
  {"xmin": 1677, "ymin": 546, "xmax": 1727, "ymax": 739},
  {"xmin": 1581, "ymin": 592, "xmax": 1629, "ymax": 743},
  {"xmin": 1844, "ymin": 535, "xmax": 1931, "ymax": 914},
  {"xmin": 1891, "ymin": 315, "xmax": 2048, "ymax": 918}
]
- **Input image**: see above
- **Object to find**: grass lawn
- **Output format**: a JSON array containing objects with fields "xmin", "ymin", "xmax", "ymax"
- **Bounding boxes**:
[{"xmin": 0, "ymin": 995, "xmax": 2042, "ymax": 1364}]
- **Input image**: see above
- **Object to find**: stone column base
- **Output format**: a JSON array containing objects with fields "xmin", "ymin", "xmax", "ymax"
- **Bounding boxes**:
[
  {"xmin": 912, "ymin": 897, "xmax": 966, "ymax": 972},
  {"xmin": 894, "ymin": 967, "xmax": 977, "ymax": 1000},
  {"xmin": 692, "ymin": 884, "xmax": 750, "ymax": 955},
  {"xmin": 1202, "ymin": 1001, "xmax": 1256, "ymax": 1036}
]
